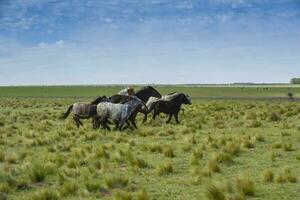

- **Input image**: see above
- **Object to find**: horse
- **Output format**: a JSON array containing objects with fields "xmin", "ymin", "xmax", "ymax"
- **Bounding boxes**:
[
  {"xmin": 143, "ymin": 92, "xmax": 182, "ymax": 122},
  {"xmin": 149, "ymin": 93, "xmax": 192, "ymax": 124},
  {"xmin": 109, "ymin": 86, "xmax": 161, "ymax": 126},
  {"xmin": 62, "ymin": 96, "xmax": 108, "ymax": 128},
  {"xmin": 118, "ymin": 87, "xmax": 135, "ymax": 96},
  {"xmin": 95, "ymin": 96, "xmax": 148, "ymax": 131},
  {"xmin": 109, "ymin": 86, "xmax": 161, "ymax": 104}
]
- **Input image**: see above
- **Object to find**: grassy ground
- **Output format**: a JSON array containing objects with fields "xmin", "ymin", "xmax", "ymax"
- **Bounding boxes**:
[
  {"xmin": 0, "ymin": 97, "xmax": 299, "ymax": 200},
  {"xmin": 0, "ymin": 85, "xmax": 300, "ymax": 98}
]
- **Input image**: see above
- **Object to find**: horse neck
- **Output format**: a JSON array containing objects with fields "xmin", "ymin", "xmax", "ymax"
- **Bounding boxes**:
[{"xmin": 134, "ymin": 91, "xmax": 148, "ymax": 102}]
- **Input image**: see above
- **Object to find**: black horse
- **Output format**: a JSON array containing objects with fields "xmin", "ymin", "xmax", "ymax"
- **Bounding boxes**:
[
  {"xmin": 109, "ymin": 86, "xmax": 161, "ymax": 104},
  {"xmin": 149, "ymin": 93, "xmax": 192, "ymax": 124},
  {"xmin": 62, "ymin": 96, "xmax": 108, "ymax": 128},
  {"xmin": 108, "ymin": 86, "xmax": 161, "ymax": 128}
]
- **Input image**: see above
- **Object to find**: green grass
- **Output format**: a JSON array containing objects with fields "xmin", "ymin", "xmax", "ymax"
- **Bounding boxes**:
[
  {"xmin": 0, "ymin": 96, "xmax": 299, "ymax": 199},
  {"xmin": 0, "ymin": 84, "xmax": 300, "ymax": 98}
]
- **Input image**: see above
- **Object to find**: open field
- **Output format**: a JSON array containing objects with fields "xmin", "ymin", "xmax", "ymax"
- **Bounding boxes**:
[
  {"xmin": 0, "ymin": 96, "xmax": 299, "ymax": 200},
  {"xmin": 1, "ymin": 85, "xmax": 300, "ymax": 99}
]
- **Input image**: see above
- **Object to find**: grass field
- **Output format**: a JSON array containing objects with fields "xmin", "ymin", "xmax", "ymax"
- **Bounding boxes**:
[
  {"xmin": 0, "ymin": 85, "xmax": 300, "ymax": 99},
  {"xmin": 0, "ymin": 86, "xmax": 299, "ymax": 200}
]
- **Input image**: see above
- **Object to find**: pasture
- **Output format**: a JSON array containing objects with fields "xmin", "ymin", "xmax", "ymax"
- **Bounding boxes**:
[
  {"xmin": 1, "ymin": 84, "xmax": 300, "ymax": 99},
  {"xmin": 0, "ymin": 86, "xmax": 299, "ymax": 200}
]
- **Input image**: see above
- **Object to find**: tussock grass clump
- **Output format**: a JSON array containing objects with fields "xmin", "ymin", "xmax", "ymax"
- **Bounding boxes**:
[
  {"xmin": 163, "ymin": 145, "xmax": 175, "ymax": 157},
  {"xmin": 235, "ymin": 175, "xmax": 255, "ymax": 196},
  {"xmin": 94, "ymin": 146, "xmax": 110, "ymax": 159},
  {"xmin": 114, "ymin": 190, "xmax": 132, "ymax": 200},
  {"xmin": 85, "ymin": 181, "xmax": 101, "ymax": 193},
  {"xmin": 66, "ymin": 158, "xmax": 79, "ymax": 169},
  {"xmin": 268, "ymin": 112, "xmax": 281, "ymax": 122},
  {"xmin": 0, "ymin": 183, "xmax": 9, "ymax": 194},
  {"xmin": 242, "ymin": 139, "xmax": 255, "ymax": 149},
  {"xmin": 205, "ymin": 182, "xmax": 226, "ymax": 200},
  {"xmin": 184, "ymin": 134, "xmax": 197, "ymax": 144},
  {"xmin": 283, "ymin": 143, "xmax": 293, "ymax": 151},
  {"xmin": 61, "ymin": 181, "xmax": 79, "ymax": 197},
  {"xmin": 30, "ymin": 189, "xmax": 59, "ymax": 200},
  {"xmin": 182, "ymin": 143, "xmax": 192, "ymax": 152},
  {"xmin": 213, "ymin": 152, "xmax": 233, "ymax": 164},
  {"xmin": 246, "ymin": 120, "xmax": 262, "ymax": 128},
  {"xmin": 29, "ymin": 162, "xmax": 54, "ymax": 183},
  {"xmin": 262, "ymin": 169, "xmax": 274, "ymax": 182},
  {"xmin": 156, "ymin": 162, "xmax": 174, "ymax": 176},
  {"xmin": 254, "ymin": 134, "xmax": 265, "ymax": 142},
  {"xmin": 0, "ymin": 150, "xmax": 5, "ymax": 162},
  {"xmin": 104, "ymin": 175, "xmax": 129, "ymax": 189},
  {"xmin": 5, "ymin": 153, "xmax": 17, "ymax": 164},
  {"xmin": 224, "ymin": 143, "xmax": 240, "ymax": 156},
  {"xmin": 207, "ymin": 160, "xmax": 221, "ymax": 173},
  {"xmin": 275, "ymin": 168, "xmax": 297, "ymax": 184},
  {"xmin": 148, "ymin": 144, "xmax": 163, "ymax": 153},
  {"xmin": 136, "ymin": 188, "xmax": 150, "ymax": 200}
]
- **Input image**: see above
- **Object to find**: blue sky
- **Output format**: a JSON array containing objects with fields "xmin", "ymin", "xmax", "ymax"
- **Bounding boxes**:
[{"xmin": 0, "ymin": 0, "xmax": 299, "ymax": 85}]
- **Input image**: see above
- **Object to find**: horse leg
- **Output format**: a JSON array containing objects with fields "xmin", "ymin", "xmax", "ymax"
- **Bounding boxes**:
[
  {"xmin": 174, "ymin": 112, "xmax": 180, "ymax": 124},
  {"xmin": 73, "ymin": 116, "xmax": 80, "ymax": 128},
  {"xmin": 130, "ymin": 118, "xmax": 137, "ymax": 129},
  {"xmin": 114, "ymin": 121, "xmax": 119, "ymax": 130},
  {"xmin": 142, "ymin": 113, "xmax": 147, "ymax": 123},
  {"xmin": 75, "ymin": 115, "xmax": 83, "ymax": 127},
  {"xmin": 166, "ymin": 114, "xmax": 173, "ymax": 124}
]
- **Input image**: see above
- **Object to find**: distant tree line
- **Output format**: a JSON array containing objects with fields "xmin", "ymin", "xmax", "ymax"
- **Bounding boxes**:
[{"xmin": 290, "ymin": 78, "xmax": 300, "ymax": 84}]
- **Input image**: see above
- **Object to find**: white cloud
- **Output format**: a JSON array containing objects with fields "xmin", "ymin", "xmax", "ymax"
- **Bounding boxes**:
[{"xmin": 55, "ymin": 40, "xmax": 65, "ymax": 47}]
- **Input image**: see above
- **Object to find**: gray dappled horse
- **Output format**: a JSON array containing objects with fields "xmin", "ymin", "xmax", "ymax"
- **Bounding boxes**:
[
  {"xmin": 95, "ymin": 96, "xmax": 148, "ymax": 131},
  {"xmin": 62, "ymin": 96, "xmax": 108, "ymax": 128}
]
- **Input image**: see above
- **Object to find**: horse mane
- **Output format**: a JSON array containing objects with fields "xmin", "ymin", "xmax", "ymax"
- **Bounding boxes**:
[{"xmin": 90, "ymin": 96, "xmax": 107, "ymax": 105}]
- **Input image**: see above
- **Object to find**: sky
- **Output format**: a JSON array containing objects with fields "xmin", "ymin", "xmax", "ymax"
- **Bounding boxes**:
[{"xmin": 0, "ymin": 0, "xmax": 300, "ymax": 85}]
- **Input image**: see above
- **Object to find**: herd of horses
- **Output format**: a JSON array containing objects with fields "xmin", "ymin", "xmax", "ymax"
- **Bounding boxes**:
[{"xmin": 62, "ymin": 86, "xmax": 192, "ymax": 131}]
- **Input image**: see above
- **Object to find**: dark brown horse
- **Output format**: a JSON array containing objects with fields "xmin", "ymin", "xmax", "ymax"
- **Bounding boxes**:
[{"xmin": 149, "ymin": 93, "xmax": 192, "ymax": 124}]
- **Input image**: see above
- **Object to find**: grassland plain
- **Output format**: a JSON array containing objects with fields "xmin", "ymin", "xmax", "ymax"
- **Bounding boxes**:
[
  {"xmin": 0, "ymin": 85, "xmax": 300, "ymax": 98},
  {"xmin": 0, "ymin": 95, "xmax": 299, "ymax": 200}
]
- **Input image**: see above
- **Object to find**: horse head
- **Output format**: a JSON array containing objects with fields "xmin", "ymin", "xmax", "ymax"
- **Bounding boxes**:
[{"xmin": 182, "ymin": 94, "xmax": 192, "ymax": 105}]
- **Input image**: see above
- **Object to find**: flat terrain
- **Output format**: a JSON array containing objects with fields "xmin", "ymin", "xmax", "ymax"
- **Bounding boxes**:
[
  {"xmin": 0, "ymin": 85, "xmax": 300, "ymax": 99},
  {"xmin": 0, "ymin": 94, "xmax": 299, "ymax": 200}
]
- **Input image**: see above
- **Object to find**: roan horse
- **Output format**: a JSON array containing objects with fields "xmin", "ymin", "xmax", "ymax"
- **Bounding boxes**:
[
  {"xmin": 95, "ymin": 96, "xmax": 148, "ymax": 131},
  {"xmin": 62, "ymin": 96, "xmax": 108, "ymax": 128},
  {"xmin": 149, "ymin": 93, "xmax": 192, "ymax": 124}
]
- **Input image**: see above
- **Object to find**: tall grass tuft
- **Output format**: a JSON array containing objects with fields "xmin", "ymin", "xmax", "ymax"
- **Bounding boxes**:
[
  {"xmin": 104, "ymin": 175, "xmax": 129, "ymax": 189},
  {"xmin": 262, "ymin": 169, "xmax": 274, "ymax": 182},
  {"xmin": 156, "ymin": 162, "xmax": 174, "ymax": 176},
  {"xmin": 205, "ymin": 182, "xmax": 226, "ymax": 200},
  {"xmin": 235, "ymin": 175, "xmax": 255, "ymax": 196}
]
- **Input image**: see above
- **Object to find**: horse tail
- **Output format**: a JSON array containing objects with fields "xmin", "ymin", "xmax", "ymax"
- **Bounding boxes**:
[{"xmin": 62, "ymin": 105, "xmax": 73, "ymax": 119}]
